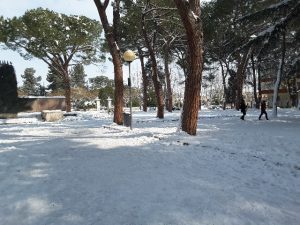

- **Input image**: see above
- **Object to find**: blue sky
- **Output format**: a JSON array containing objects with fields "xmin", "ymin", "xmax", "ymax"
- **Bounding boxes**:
[{"xmin": 0, "ymin": 0, "xmax": 116, "ymax": 87}]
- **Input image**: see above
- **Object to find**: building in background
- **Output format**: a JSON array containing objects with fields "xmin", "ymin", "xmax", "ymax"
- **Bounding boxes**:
[{"xmin": 261, "ymin": 74, "xmax": 300, "ymax": 108}]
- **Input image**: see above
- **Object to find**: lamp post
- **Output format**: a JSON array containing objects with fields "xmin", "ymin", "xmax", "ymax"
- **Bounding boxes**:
[{"xmin": 123, "ymin": 50, "xmax": 136, "ymax": 130}]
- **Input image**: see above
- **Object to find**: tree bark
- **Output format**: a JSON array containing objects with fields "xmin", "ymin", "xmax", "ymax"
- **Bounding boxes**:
[
  {"xmin": 62, "ymin": 65, "xmax": 71, "ymax": 112},
  {"xmin": 94, "ymin": 0, "xmax": 124, "ymax": 125},
  {"xmin": 272, "ymin": 31, "xmax": 286, "ymax": 118},
  {"xmin": 235, "ymin": 48, "xmax": 251, "ymax": 110},
  {"xmin": 141, "ymin": 9, "xmax": 164, "ymax": 119},
  {"xmin": 174, "ymin": 0, "xmax": 203, "ymax": 135},
  {"xmin": 251, "ymin": 53, "xmax": 259, "ymax": 108},
  {"xmin": 164, "ymin": 46, "xmax": 173, "ymax": 112},
  {"xmin": 257, "ymin": 56, "xmax": 262, "ymax": 107},
  {"xmin": 219, "ymin": 60, "xmax": 227, "ymax": 110},
  {"xmin": 138, "ymin": 47, "xmax": 148, "ymax": 112}
]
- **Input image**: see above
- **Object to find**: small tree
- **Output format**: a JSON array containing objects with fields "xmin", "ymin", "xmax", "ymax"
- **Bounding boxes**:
[
  {"xmin": 89, "ymin": 75, "xmax": 114, "ymax": 89},
  {"xmin": 21, "ymin": 68, "xmax": 41, "ymax": 96},
  {"xmin": 70, "ymin": 64, "xmax": 87, "ymax": 88},
  {"xmin": 46, "ymin": 60, "xmax": 65, "ymax": 93}
]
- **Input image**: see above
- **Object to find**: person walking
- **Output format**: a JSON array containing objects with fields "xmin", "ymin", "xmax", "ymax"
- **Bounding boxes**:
[
  {"xmin": 240, "ymin": 98, "xmax": 247, "ymax": 120},
  {"xmin": 259, "ymin": 100, "xmax": 269, "ymax": 120}
]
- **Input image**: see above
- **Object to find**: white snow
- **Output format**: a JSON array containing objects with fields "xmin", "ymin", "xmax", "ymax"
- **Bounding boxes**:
[{"xmin": 0, "ymin": 108, "xmax": 300, "ymax": 225}]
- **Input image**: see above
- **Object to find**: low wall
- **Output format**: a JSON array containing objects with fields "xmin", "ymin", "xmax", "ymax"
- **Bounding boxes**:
[{"xmin": 19, "ymin": 96, "xmax": 66, "ymax": 112}]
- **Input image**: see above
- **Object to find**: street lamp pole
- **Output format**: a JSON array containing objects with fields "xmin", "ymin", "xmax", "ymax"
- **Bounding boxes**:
[
  {"xmin": 123, "ymin": 50, "xmax": 136, "ymax": 130},
  {"xmin": 128, "ymin": 61, "xmax": 133, "ymax": 130}
]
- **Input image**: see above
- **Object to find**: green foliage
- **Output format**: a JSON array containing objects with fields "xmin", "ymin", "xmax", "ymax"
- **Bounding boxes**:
[
  {"xmin": 89, "ymin": 75, "xmax": 115, "ymax": 106},
  {"xmin": 70, "ymin": 64, "xmax": 86, "ymax": 88},
  {"xmin": 0, "ymin": 62, "xmax": 18, "ymax": 112},
  {"xmin": 226, "ymin": 69, "xmax": 237, "ymax": 104},
  {"xmin": 238, "ymin": 0, "xmax": 300, "ymax": 78},
  {"xmin": 147, "ymin": 87, "xmax": 157, "ymax": 107},
  {"xmin": 21, "ymin": 67, "xmax": 42, "ymax": 96},
  {"xmin": 98, "ymin": 86, "xmax": 115, "ymax": 106},
  {"xmin": 89, "ymin": 75, "xmax": 114, "ymax": 90},
  {"xmin": 0, "ymin": 8, "xmax": 104, "ymax": 111},
  {"xmin": 1, "ymin": 8, "xmax": 103, "ymax": 63},
  {"xmin": 46, "ymin": 62, "xmax": 65, "ymax": 92}
]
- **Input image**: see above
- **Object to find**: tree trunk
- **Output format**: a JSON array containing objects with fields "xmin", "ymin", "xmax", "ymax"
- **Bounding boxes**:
[
  {"xmin": 251, "ymin": 53, "xmax": 259, "ymax": 109},
  {"xmin": 257, "ymin": 56, "xmax": 262, "ymax": 107},
  {"xmin": 219, "ymin": 60, "xmax": 227, "ymax": 110},
  {"xmin": 174, "ymin": 0, "xmax": 203, "ymax": 135},
  {"xmin": 141, "ymin": 11, "xmax": 164, "ymax": 119},
  {"xmin": 61, "ymin": 65, "xmax": 71, "ymax": 112},
  {"xmin": 235, "ymin": 48, "xmax": 251, "ymax": 110},
  {"xmin": 164, "ymin": 47, "xmax": 173, "ymax": 112},
  {"xmin": 138, "ymin": 47, "xmax": 148, "ymax": 112},
  {"xmin": 272, "ymin": 31, "xmax": 286, "ymax": 118},
  {"xmin": 94, "ymin": 0, "xmax": 124, "ymax": 125}
]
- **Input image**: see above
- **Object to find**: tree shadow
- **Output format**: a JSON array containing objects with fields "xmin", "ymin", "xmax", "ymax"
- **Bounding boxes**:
[{"xmin": 0, "ymin": 116, "xmax": 299, "ymax": 225}]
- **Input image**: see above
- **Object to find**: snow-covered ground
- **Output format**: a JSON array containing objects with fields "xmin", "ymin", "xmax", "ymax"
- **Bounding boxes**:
[{"xmin": 0, "ymin": 108, "xmax": 299, "ymax": 225}]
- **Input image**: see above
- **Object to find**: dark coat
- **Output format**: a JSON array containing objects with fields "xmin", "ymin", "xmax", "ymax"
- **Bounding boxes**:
[
  {"xmin": 261, "ymin": 101, "xmax": 266, "ymax": 112},
  {"xmin": 240, "ymin": 100, "xmax": 247, "ymax": 113}
]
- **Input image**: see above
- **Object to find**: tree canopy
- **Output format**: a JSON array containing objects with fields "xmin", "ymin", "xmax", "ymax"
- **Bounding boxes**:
[{"xmin": 0, "ymin": 8, "xmax": 104, "ymax": 111}]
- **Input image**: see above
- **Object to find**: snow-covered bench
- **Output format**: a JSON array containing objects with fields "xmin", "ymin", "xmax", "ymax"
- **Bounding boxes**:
[{"xmin": 41, "ymin": 110, "xmax": 64, "ymax": 122}]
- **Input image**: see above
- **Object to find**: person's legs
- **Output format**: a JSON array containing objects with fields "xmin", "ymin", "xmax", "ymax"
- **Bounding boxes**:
[
  {"xmin": 241, "ymin": 112, "xmax": 245, "ymax": 120},
  {"xmin": 265, "ymin": 111, "xmax": 269, "ymax": 120}
]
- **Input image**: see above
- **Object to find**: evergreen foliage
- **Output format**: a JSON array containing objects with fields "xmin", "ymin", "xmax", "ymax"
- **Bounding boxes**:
[
  {"xmin": 1, "ymin": 8, "xmax": 103, "ymax": 111},
  {"xmin": 89, "ymin": 75, "xmax": 114, "ymax": 90},
  {"xmin": 89, "ymin": 75, "xmax": 115, "ymax": 106},
  {"xmin": 21, "ymin": 68, "xmax": 42, "ymax": 96},
  {"xmin": 46, "ymin": 62, "xmax": 65, "ymax": 93},
  {"xmin": 70, "ymin": 64, "xmax": 87, "ymax": 88},
  {"xmin": 0, "ymin": 62, "xmax": 18, "ymax": 112}
]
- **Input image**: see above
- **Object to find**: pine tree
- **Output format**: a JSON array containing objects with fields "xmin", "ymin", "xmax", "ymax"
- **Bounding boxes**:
[
  {"xmin": 174, "ymin": 0, "xmax": 203, "ymax": 135},
  {"xmin": 1, "ymin": 8, "xmax": 103, "ymax": 111},
  {"xmin": 238, "ymin": 0, "xmax": 300, "ymax": 116},
  {"xmin": 46, "ymin": 63, "xmax": 65, "ymax": 93},
  {"xmin": 21, "ymin": 68, "xmax": 41, "ymax": 96},
  {"xmin": 70, "ymin": 64, "xmax": 87, "ymax": 88}
]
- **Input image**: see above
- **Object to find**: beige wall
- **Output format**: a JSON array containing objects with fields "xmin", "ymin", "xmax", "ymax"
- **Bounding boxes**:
[{"xmin": 21, "ymin": 97, "xmax": 66, "ymax": 112}]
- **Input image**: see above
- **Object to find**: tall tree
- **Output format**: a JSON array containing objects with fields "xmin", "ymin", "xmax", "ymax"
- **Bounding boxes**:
[
  {"xmin": 0, "ymin": 8, "xmax": 103, "ymax": 112},
  {"xmin": 93, "ymin": 0, "xmax": 124, "ymax": 125},
  {"xmin": 238, "ymin": 0, "xmax": 300, "ymax": 116},
  {"xmin": 118, "ymin": 1, "xmax": 149, "ymax": 112},
  {"xmin": 21, "ymin": 68, "xmax": 41, "ymax": 96},
  {"xmin": 173, "ymin": 0, "xmax": 204, "ymax": 135},
  {"xmin": 202, "ymin": 0, "xmax": 238, "ymax": 109},
  {"xmin": 137, "ymin": 47, "xmax": 149, "ymax": 112},
  {"xmin": 141, "ymin": 2, "xmax": 165, "ymax": 118},
  {"xmin": 0, "ymin": 62, "xmax": 18, "ymax": 113}
]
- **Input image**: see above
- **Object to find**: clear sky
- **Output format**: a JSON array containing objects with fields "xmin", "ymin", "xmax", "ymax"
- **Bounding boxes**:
[{"xmin": 0, "ymin": 0, "xmax": 117, "ymax": 87}]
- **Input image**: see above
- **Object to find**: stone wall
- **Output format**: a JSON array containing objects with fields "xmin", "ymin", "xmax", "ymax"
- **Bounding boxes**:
[{"xmin": 19, "ymin": 96, "xmax": 66, "ymax": 112}]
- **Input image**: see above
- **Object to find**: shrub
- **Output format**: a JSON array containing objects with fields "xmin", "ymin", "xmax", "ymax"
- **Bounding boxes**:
[{"xmin": 0, "ymin": 62, "xmax": 18, "ymax": 113}]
